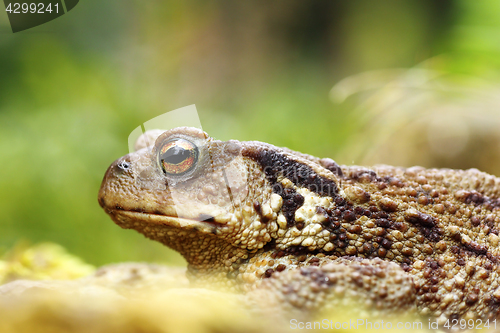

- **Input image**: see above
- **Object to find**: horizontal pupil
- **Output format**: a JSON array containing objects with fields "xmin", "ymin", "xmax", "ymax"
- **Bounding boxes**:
[{"xmin": 162, "ymin": 146, "xmax": 191, "ymax": 165}]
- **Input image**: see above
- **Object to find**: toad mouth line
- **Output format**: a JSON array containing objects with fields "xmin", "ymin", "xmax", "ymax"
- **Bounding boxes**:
[{"xmin": 113, "ymin": 210, "xmax": 223, "ymax": 230}]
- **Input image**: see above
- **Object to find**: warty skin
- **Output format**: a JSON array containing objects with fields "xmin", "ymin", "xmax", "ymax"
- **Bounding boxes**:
[{"xmin": 99, "ymin": 126, "xmax": 500, "ymax": 322}]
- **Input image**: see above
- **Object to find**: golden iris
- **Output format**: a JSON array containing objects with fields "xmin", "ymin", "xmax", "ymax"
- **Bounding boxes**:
[{"xmin": 158, "ymin": 139, "xmax": 198, "ymax": 175}]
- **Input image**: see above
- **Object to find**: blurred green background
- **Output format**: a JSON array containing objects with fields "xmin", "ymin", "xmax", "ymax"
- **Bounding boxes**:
[{"xmin": 1, "ymin": 0, "xmax": 500, "ymax": 266}]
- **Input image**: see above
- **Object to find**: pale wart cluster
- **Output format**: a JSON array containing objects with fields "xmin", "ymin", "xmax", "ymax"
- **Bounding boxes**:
[{"xmin": 275, "ymin": 186, "xmax": 333, "ymax": 251}]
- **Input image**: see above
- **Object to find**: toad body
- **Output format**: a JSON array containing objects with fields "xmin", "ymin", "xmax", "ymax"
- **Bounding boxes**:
[{"xmin": 99, "ymin": 127, "xmax": 500, "ymax": 322}]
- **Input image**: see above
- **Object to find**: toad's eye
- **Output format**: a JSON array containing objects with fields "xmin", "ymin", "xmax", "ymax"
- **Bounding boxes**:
[{"xmin": 158, "ymin": 139, "xmax": 198, "ymax": 175}]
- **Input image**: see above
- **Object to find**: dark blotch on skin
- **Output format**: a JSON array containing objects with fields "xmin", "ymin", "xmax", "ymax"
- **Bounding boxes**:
[
  {"xmin": 316, "ymin": 206, "xmax": 328, "ymax": 218},
  {"xmin": 376, "ymin": 219, "xmax": 392, "ymax": 228},
  {"xmin": 280, "ymin": 188, "xmax": 304, "ymax": 228},
  {"xmin": 423, "ymin": 228, "xmax": 442, "ymax": 242},
  {"xmin": 362, "ymin": 243, "xmax": 374, "ymax": 255},
  {"xmin": 349, "ymin": 169, "xmax": 380, "ymax": 183},
  {"xmin": 487, "ymin": 252, "xmax": 499, "ymax": 264},
  {"xmin": 466, "ymin": 293, "xmax": 479, "ymax": 306},
  {"xmin": 308, "ymin": 257, "xmax": 320, "ymax": 264},
  {"xmin": 262, "ymin": 240, "xmax": 277, "ymax": 253},
  {"xmin": 453, "ymin": 239, "xmax": 498, "ymax": 263},
  {"xmin": 381, "ymin": 239, "xmax": 392, "ymax": 249},
  {"xmin": 463, "ymin": 241, "xmax": 488, "ymax": 256},
  {"xmin": 253, "ymin": 201, "xmax": 270, "ymax": 223},
  {"xmin": 428, "ymin": 260, "xmax": 439, "ymax": 270},
  {"xmin": 405, "ymin": 211, "xmax": 436, "ymax": 228},
  {"xmin": 383, "ymin": 176, "xmax": 405, "ymax": 188},
  {"xmin": 253, "ymin": 201, "xmax": 261, "ymax": 215},
  {"xmin": 246, "ymin": 148, "xmax": 339, "ymax": 197},
  {"xmin": 404, "ymin": 210, "xmax": 442, "ymax": 241},
  {"xmin": 264, "ymin": 268, "xmax": 274, "ymax": 278},
  {"xmin": 319, "ymin": 158, "xmax": 344, "ymax": 177},
  {"xmin": 457, "ymin": 190, "xmax": 500, "ymax": 210},
  {"xmin": 342, "ymin": 210, "xmax": 356, "ymax": 222},
  {"xmin": 284, "ymin": 246, "xmax": 310, "ymax": 256},
  {"xmin": 276, "ymin": 264, "xmax": 287, "ymax": 272},
  {"xmin": 401, "ymin": 263, "xmax": 411, "ymax": 272},
  {"xmin": 483, "ymin": 214, "xmax": 500, "ymax": 235}
]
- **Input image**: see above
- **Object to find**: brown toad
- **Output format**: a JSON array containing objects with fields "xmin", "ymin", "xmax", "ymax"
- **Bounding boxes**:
[{"xmin": 99, "ymin": 126, "xmax": 500, "ymax": 322}]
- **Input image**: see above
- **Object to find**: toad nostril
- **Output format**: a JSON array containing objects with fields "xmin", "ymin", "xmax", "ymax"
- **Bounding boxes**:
[{"xmin": 117, "ymin": 160, "xmax": 131, "ymax": 171}]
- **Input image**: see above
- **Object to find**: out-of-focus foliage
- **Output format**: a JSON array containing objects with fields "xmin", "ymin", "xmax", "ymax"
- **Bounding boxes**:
[
  {"xmin": 0, "ymin": 260, "xmax": 428, "ymax": 333},
  {"xmin": 0, "ymin": 285, "xmax": 427, "ymax": 333},
  {"xmin": 0, "ymin": 0, "xmax": 499, "ymax": 265},
  {"xmin": 331, "ymin": 69, "xmax": 500, "ymax": 176},
  {"xmin": 0, "ymin": 242, "xmax": 95, "ymax": 284}
]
